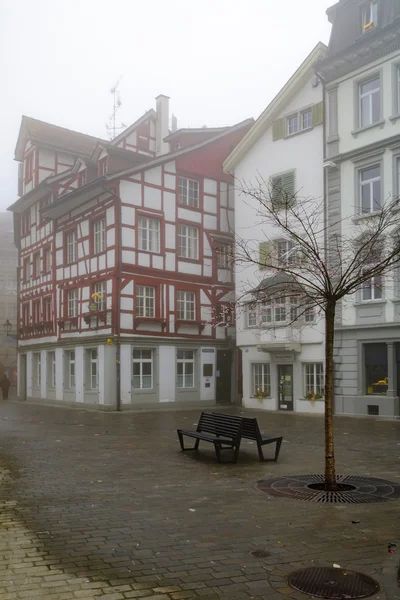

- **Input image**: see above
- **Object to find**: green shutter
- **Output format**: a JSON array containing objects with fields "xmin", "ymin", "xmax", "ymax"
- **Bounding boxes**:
[
  {"xmin": 312, "ymin": 101, "xmax": 324, "ymax": 126},
  {"xmin": 272, "ymin": 118, "xmax": 285, "ymax": 141},
  {"xmin": 270, "ymin": 171, "xmax": 295, "ymax": 209},
  {"xmin": 281, "ymin": 170, "xmax": 295, "ymax": 196},
  {"xmin": 259, "ymin": 241, "xmax": 272, "ymax": 269}
]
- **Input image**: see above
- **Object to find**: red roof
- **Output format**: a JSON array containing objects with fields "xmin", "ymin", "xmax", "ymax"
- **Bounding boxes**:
[{"xmin": 15, "ymin": 116, "xmax": 106, "ymax": 161}]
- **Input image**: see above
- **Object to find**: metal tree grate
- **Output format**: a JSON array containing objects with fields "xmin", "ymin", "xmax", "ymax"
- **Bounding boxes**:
[
  {"xmin": 255, "ymin": 474, "xmax": 400, "ymax": 504},
  {"xmin": 288, "ymin": 567, "xmax": 379, "ymax": 599}
]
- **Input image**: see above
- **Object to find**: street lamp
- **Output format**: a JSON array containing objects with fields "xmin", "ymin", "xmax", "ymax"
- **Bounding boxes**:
[{"xmin": 3, "ymin": 319, "xmax": 17, "ymax": 339}]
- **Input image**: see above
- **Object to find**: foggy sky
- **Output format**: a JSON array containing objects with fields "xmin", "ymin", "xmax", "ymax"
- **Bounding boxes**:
[{"xmin": 0, "ymin": 0, "xmax": 332, "ymax": 211}]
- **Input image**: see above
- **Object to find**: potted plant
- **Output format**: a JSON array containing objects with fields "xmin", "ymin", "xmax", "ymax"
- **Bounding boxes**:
[{"xmin": 305, "ymin": 392, "xmax": 323, "ymax": 403}]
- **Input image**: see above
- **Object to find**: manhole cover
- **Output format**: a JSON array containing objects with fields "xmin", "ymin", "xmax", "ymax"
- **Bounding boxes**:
[
  {"xmin": 288, "ymin": 567, "xmax": 379, "ymax": 599},
  {"xmin": 255, "ymin": 474, "xmax": 400, "ymax": 503},
  {"xmin": 249, "ymin": 549, "xmax": 270, "ymax": 558}
]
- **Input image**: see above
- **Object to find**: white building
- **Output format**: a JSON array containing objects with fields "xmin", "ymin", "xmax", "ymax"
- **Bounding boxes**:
[
  {"xmin": 9, "ymin": 97, "xmax": 253, "ymax": 409},
  {"xmin": 224, "ymin": 43, "xmax": 327, "ymax": 414},
  {"xmin": 319, "ymin": 0, "xmax": 400, "ymax": 417}
]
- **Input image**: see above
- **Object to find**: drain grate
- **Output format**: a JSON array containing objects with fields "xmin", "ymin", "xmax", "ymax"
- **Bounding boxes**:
[
  {"xmin": 288, "ymin": 567, "xmax": 379, "ymax": 599},
  {"xmin": 255, "ymin": 474, "xmax": 400, "ymax": 504},
  {"xmin": 249, "ymin": 549, "xmax": 270, "ymax": 558}
]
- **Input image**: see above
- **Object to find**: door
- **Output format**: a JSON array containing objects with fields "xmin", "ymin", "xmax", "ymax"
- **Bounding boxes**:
[
  {"xmin": 277, "ymin": 364, "xmax": 294, "ymax": 411},
  {"xmin": 216, "ymin": 349, "xmax": 232, "ymax": 404},
  {"xmin": 19, "ymin": 354, "xmax": 27, "ymax": 401}
]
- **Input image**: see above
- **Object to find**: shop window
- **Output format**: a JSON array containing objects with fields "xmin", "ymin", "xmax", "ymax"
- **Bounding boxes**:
[
  {"xmin": 252, "ymin": 363, "xmax": 270, "ymax": 397},
  {"xmin": 365, "ymin": 343, "xmax": 388, "ymax": 395}
]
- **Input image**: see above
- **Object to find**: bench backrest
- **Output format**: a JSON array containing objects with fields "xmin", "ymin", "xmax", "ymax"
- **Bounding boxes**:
[
  {"xmin": 198, "ymin": 412, "xmax": 243, "ymax": 440},
  {"xmin": 212, "ymin": 413, "xmax": 261, "ymax": 441}
]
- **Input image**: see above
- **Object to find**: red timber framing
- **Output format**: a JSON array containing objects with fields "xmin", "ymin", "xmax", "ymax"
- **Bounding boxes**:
[{"xmin": 12, "ymin": 113, "xmax": 253, "ymax": 348}]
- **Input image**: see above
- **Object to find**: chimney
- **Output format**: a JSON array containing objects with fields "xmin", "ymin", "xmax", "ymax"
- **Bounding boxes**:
[
  {"xmin": 155, "ymin": 94, "xmax": 170, "ymax": 156},
  {"xmin": 171, "ymin": 114, "xmax": 178, "ymax": 133}
]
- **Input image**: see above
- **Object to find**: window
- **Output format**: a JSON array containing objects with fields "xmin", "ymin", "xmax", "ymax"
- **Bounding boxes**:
[
  {"xmin": 23, "ymin": 257, "xmax": 30, "ymax": 282},
  {"xmin": 178, "ymin": 177, "xmax": 199, "ymax": 208},
  {"xmin": 66, "ymin": 231, "xmax": 77, "ymax": 264},
  {"xmin": 93, "ymin": 219, "xmax": 106, "ymax": 254},
  {"xmin": 39, "ymin": 196, "xmax": 51, "ymax": 224},
  {"xmin": 67, "ymin": 289, "xmax": 78, "ymax": 317},
  {"xmin": 287, "ymin": 114, "xmax": 299, "ymax": 135},
  {"xmin": 48, "ymin": 351, "xmax": 56, "ymax": 388},
  {"xmin": 361, "ymin": 272, "xmax": 383, "ymax": 301},
  {"xmin": 275, "ymin": 239, "xmax": 296, "ymax": 267},
  {"xmin": 216, "ymin": 244, "xmax": 232, "ymax": 269},
  {"xmin": 304, "ymin": 303, "xmax": 315, "ymax": 323},
  {"xmin": 215, "ymin": 303, "xmax": 234, "ymax": 326},
  {"xmin": 43, "ymin": 296, "xmax": 52, "ymax": 322},
  {"xmin": 78, "ymin": 170, "xmax": 87, "ymax": 187},
  {"xmin": 362, "ymin": 1, "xmax": 378, "ymax": 32},
  {"xmin": 247, "ymin": 305, "xmax": 257, "ymax": 327},
  {"xmin": 25, "ymin": 152, "xmax": 34, "ymax": 182},
  {"xmin": 66, "ymin": 351, "xmax": 75, "ymax": 388},
  {"xmin": 360, "ymin": 165, "xmax": 381, "ymax": 213},
  {"xmin": 177, "ymin": 291, "xmax": 195, "ymax": 320},
  {"xmin": 365, "ymin": 343, "xmax": 387, "ymax": 395},
  {"xmin": 138, "ymin": 216, "xmax": 160, "ymax": 253},
  {"xmin": 178, "ymin": 225, "xmax": 199, "ymax": 259},
  {"xmin": 22, "ymin": 303, "xmax": 29, "ymax": 325},
  {"xmin": 32, "ymin": 300, "xmax": 40, "ymax": 323},
  {"xmin": 136, "ymin": 286, "xmax": 155, "ymax": 318},
  {"xmin": 21, "ymin": 209, "xmax": 31, "ymax": 235},
  {"xmin": 177, "ymin": 350, "xmax": 195, "ymax": 388},
  {"xmin": 252, "ymin": 363, "xmax": 271, "ymax": 397},
  {"xmin": 359, "ymin": 76, "xmax": 380, "ymax": 127},
  {"xmin": 43, "ymin": 246, "xmax": 51, "ymax": 273},
  {"xmin": 304, "ymin": 363, "xmax": 324, "ymax": 398},
  {"xmin": 132, "ymin": 349, "xmax": 153, "ymax": 389},
  {"xmin": 93, "ymin": 281, "xmax": 106, "ymax": 310},
  {"xmin": 33, "ymin": 252, "xmax": 40, "ymax": 279},
  {"xmin": 270, "ymin": 171, "xmax": 295, "ymax": 209},
  {"xmin": 260, "ymin": 297, "xmax": 287, "ymax": 323},
  {"xmin": 301, "ymin": 108, "xmax": 312, "ymax": 130},
  {"xmin": 99, "ymin": 157, "xmax": 108, "ymax": 176},
  {"xmin": 34, "ymin": 353, "xmax": 41, "ymax": 387},
  {"xmin": 88, "ymin": 349, "xmax": 98, "ymax": 390}
]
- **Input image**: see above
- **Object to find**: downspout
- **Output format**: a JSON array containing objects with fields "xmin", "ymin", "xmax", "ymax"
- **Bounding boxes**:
[{"xmin": 315, "ymin": 70, "xmax": 327, "ymax": 254}]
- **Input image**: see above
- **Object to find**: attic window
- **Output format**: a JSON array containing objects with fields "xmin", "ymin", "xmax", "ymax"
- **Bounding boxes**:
[
  {"xmin": 99, "ymin": 158, "xmax": 108, "ymax": 176},
  {"xmin": 362, "ymin": 1, "xmax": 378, "ymax": 32}
]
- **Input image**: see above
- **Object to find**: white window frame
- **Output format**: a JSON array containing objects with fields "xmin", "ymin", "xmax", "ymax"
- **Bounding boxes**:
[
  {"xmin": 275, "ymin": 239, "xmax": 296, "ymax": 267},
  {"xmin": 138, "ymin": 216, "xmax": 160, "ymax": 253},
  {"xmin": 136, "ymin": 286, "xmax": 155, "ymax": 318},
  {"xmin": 359, "ymin": 165, "xmax": 381, "ymax": 213},
  {"xmin": 287, "ymin": 114, "xmax": 298, "ymax": 136},
  {"xmin": 301, "ymin": 108, "xmax": 312, "ymax": 130},
  {"xmin": 177, "ymin": 291, "xmax": 195, "ymax": 321},
  {"xmin": 93, "ymin": 281, "xmax": 106, "ymax": 310},
  {"xmin": 359, "ymin": 76, "xmax": 380, "ymax": 128},
  {"xmin": 178, "ymin": 225, "xmax": 199, "ymax": 259},
  {"xmin": 34, "ymin": 353, "xmax": 41, "ymax": 387},
  {"xmin": 48, "ymin": 351, "xmax": 56, "ymax": 388},
  {"xmin": 66, "ymin": 231, "xmax": 77, "ymax": 264},
  {"xmin": 286, "ymin": 107, "xmax": 313, "ymax": 136},
  {"xmin": 361, "ymin": 271, "xmax": 383, "ymax": 301},
  {"xmin": 132, "ymin": 349, "xmax": 153, "ymax": 390},
  {"xmin": 304, "ymin": 363, "xmax": 324, "ymax": 397},
  {"xmin": 67, "ymin": 289, "xmax": 78, "ymax": 318},
  {"xmin": 93, "ymin": 219, "xmax": 106, "ymax": 254},
  {"xmin": 362, "ymin": 0, "xmax": 378, "ymax": 31},
  {"xmin": 67, "ymin": 351, "xmax": 75, "ymax": 388},
  {"xmin": 247, "ymin": 305, "xmax": 257, "ymax": 328},
  {"xmin": 252, "ymin": 363, "xmax": 271, "ymax": 397},
  {"xmin": 176, "ymin": 350, "xmax": 195, "ymax": 388},
  {"xmin": 88, "ymin": 349, "xmax": 98, "ymax": 390},
  {"xmin": 44, "ymin": 246, "xmax": 51, "ymax": 273},
  {"xmin": 178, "ymin": 177, "xmax": 199, "ymax": 208},
  {"xmin": 217, "ymin": 244, "xmax": 232, "ymax": 269}
]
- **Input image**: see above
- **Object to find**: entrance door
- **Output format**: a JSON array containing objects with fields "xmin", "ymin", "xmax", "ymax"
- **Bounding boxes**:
[
  {"xmin": 216, "ymin": 349, "xmax": 232, "ymax": 404},
  {"xmin": 277, "ymin": 364, "xmax": 294, "ymax": 411}
]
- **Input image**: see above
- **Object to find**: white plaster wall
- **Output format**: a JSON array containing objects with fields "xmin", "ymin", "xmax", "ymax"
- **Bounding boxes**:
[
  {"xmin": 144, "ymin": 186, "xmax": 161, "ymax": 210},
  {"xmin": 120, "ymin": 180, "xmax": 142, "ymax": 206},
  {"xmin": 144, "ymin": 166, "xmax": 162, "ymax": 186},
  {"xmin": 159, "ymin": 346, "xmax": 176, "ymax": 402},
  {"xmin": 120, "ymin": 344, "xmax": 132, "ymax": 404},
  {"xmin": 26, "ymin": 352, "xmax": 33, "ymax": 397},
  {"xmin": 75, "ymin": 347, "xmax": 84, "ymax": 403},
  {"xmin": 40, "ymin": 349, "xmax": 47, "ymax": 399},
  {"xmin": 99, "ymin": 344, "xmax": 117, "ymax": 406}
]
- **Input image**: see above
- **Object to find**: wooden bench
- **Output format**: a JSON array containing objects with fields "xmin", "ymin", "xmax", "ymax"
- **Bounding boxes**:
[
  {"xmin": 213, "ymin": 413, "xmax": 283, "ymax": 462},
  {"xmin": 177, "ymin": 412, "xmax": 243, "ymax": 463}
]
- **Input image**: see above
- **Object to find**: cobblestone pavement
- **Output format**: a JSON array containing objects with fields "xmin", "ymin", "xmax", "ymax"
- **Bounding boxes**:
[{"xmin": 0, "ymin": 401, "xmax": 398, "ymax": 600}]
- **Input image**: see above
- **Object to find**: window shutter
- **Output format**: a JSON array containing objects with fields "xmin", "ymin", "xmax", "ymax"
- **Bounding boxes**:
[
  {"xmin": 259, "ymin": 241, "xmax": 272, "ymax": 269},
  {"xmin": 312, "ymin": 101, "xmax": 324, "ymax": 126},
  {"xmin": 281, "ymin": 170, "xmax": 295, "ymax": 197},
  {"xmin": 272, "ymin": 118, "xmax": 285, "ymax": 141}
]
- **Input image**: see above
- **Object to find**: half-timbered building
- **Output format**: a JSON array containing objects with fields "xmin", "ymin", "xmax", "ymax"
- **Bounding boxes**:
[{"xmin": 9, "ymin": 95, "xmax": 253, "ymax": 408}]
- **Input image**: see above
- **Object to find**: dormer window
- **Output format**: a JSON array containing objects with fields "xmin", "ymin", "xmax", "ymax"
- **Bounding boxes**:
[
  {"xmin": 99, "ymin": 157, "xmax": 108, "ymax": 177},
  {"xmin": 362, "ymin": 1, "xmax": 378, "ymax": 32}
]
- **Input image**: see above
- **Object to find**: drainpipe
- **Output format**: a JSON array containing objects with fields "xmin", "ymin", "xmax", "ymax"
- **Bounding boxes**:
[{"xmin": 315, "ymin": 70, "xmax": 327, "ymax": 254}]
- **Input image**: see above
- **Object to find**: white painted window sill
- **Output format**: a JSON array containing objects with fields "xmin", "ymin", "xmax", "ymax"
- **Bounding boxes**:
[
  {"xmin": 352, "ymin": 210, "xmax": 382, "ymax": 223},
  {"xmin": 354, "ymin": 300, "xmax": 386, "ymax": 306},
  {"xmin": 299, "ymin": 397, "xmax": 324, "ymax": 402},
  {"xmin": 351, "ymin": 119, "xmax": 385, "ymax": 137},
  {"xmin": 389, "ymin": 114, "xmax": 400, "ymax": 123}
]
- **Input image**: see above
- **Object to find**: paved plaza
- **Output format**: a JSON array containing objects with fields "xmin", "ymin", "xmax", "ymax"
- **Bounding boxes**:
[{"xmin": 0, "ymin": 401, "xmax": 398, "ymax": 599}]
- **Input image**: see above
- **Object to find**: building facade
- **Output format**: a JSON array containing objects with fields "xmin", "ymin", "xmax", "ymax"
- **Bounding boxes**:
[
  {"xmin": 10, "ymin": 97, "xmax": 253, "ymax": 408},
  {"xmin": 0, "ymin": 212, "xmax": 18, "ymax": 384},
  {"xmin": 319, "ymin": 0, "xmax": 400, "ymax": 418},
  {"xmin": 224, "ymin": 44, "xmax": 327, "ymax": 414}
]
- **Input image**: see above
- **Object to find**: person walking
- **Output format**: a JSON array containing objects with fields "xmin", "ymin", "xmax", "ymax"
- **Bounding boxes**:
[{"xmin": 0, "ymin": 375, "xmax": 11, "ymax": 400}]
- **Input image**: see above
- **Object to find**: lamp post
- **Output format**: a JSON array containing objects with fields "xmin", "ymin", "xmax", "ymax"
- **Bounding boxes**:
[{"xmin": 3, "ymin": 319, "xmax": 17, "ymax": 339}]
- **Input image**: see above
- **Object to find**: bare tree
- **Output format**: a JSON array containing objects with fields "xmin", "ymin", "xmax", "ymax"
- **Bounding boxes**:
[{"xmin": 233, "ymin": 176, "xmax": 400, "ymax": 490}]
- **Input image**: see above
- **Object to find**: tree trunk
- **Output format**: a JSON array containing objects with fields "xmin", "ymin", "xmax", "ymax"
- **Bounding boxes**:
[{"xmin": 324, "ymin": 299, "xmax": 337, "ymax": 490}]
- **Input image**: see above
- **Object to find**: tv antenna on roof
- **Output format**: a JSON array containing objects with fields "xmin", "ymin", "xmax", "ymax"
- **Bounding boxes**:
[{"xmin": 106, "ymin": 77, "xmax": 127, "ymax": 140}]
